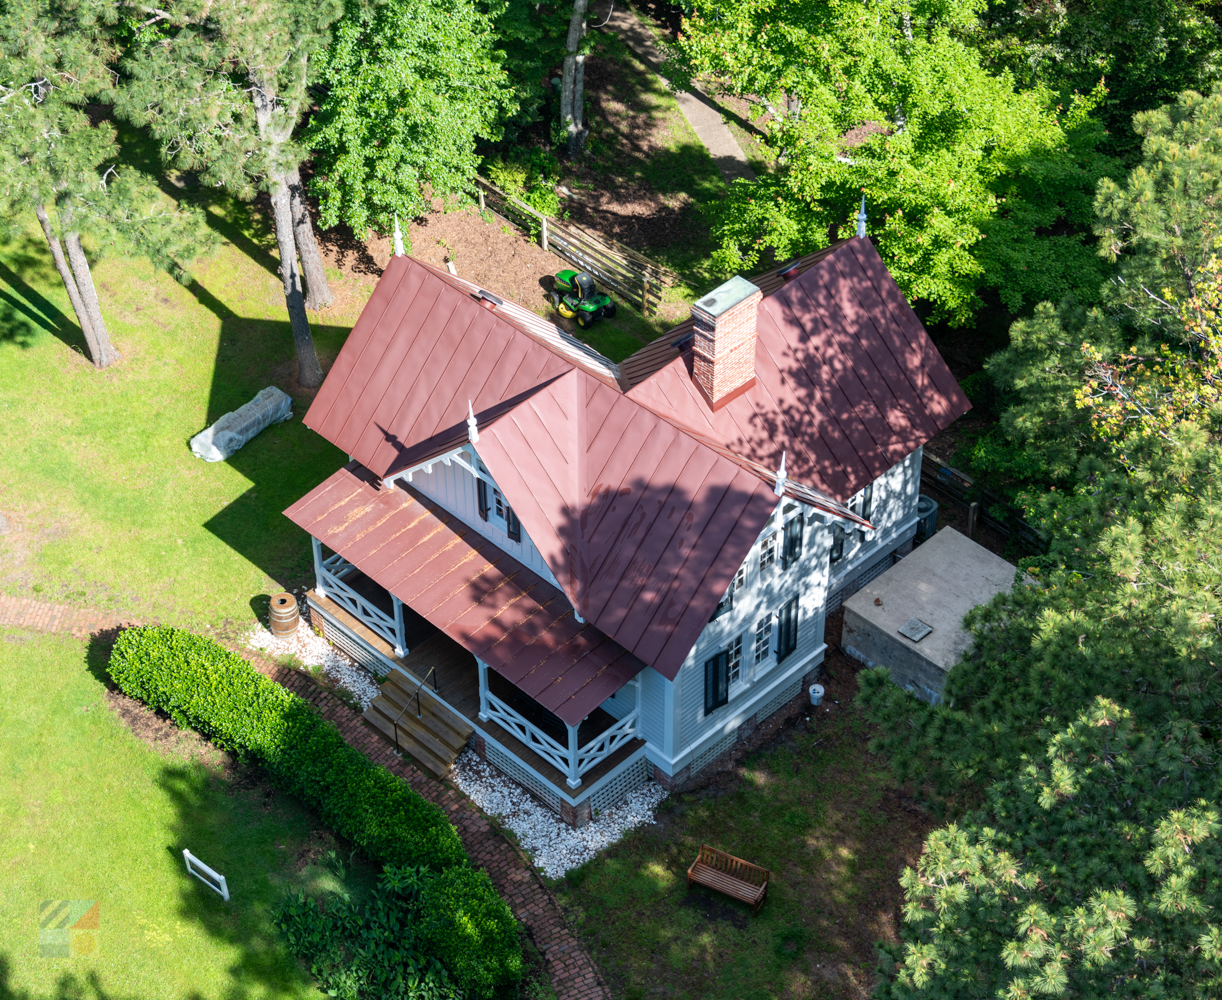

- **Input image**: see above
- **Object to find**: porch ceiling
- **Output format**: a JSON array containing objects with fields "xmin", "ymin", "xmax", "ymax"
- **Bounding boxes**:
[{"xmin": 284, "ymin": 462, "xmax": 647, "ymax": 726}]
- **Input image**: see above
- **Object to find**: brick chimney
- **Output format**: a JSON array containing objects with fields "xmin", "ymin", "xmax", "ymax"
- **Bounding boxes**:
[{"xmin": 690, "ymin": 275, "xmax": 762, "ymax": 410}]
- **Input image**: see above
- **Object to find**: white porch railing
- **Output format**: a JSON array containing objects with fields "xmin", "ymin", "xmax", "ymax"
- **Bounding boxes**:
[
  {"xmin": 478, "ymin": 659, "xmax": 639, "ymax": 788},
  {"xmin": 312, "ymin": 538, "xmax": 406, "ymax": 655},
  {"xmin": 577, "ymin": 708, "xmax": 640, "ymax": 773}
]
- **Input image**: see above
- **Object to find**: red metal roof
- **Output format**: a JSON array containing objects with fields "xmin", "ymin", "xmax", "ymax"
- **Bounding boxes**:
[
  {"xmin": 624, "ymin": 237, "xmax": 969, "ymax": 500},
  {"xmin": 283, "ymin": 463, "xmax": 645, "ymax": 726},
  {"xmin": 302, "ymin": 256, "xmax": 615, "ymax": 478},
  {"xmin": 290, "ymin": 239, "xmax": 966, "ymax": 687},
  {"xmin": 473, "ymin": 368, "xmax": 781, "ymax": 680}
]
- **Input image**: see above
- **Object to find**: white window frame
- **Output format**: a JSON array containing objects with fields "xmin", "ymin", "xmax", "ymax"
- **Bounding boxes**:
[
  {"xmin": 759, "ymin": 533, "xmax": 777, "ymax": 574},
  {"xmin": 753, "ymin": 613, "xmax": 773, "ymax": 665},
  {"xmin": 728, "ymin": 634, "xmax": 744, "ymax": 686}
]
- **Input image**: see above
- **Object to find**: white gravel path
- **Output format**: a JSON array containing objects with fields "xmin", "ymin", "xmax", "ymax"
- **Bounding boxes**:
[
  {"xmin": 245, "ymin": 620, "xmax": 381, "ymax": 710},
  {"xmin": 451, "ymin": 748, "xmax": 668, "ymax": 879}
]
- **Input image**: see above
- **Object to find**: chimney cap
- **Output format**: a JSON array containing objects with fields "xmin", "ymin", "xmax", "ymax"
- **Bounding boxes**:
[{"xmin": 692, "ymin": 275, "xmax": 761, "ymax": 319}]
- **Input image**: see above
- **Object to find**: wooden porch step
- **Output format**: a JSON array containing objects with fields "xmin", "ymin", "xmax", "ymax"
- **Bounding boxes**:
[
  {"xmin": 363, "ymin": 700, "xmax": 454, "ymax": 778},
  {"xmin": 362, "ymin": 672, "xmax": 476, "ymax": 778},
  {"xmin": 378, "ymin": 673, "xmax": 473, "ymax": 751}
]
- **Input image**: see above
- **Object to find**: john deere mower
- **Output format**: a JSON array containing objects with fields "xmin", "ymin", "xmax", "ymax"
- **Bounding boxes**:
[{"xmin": 549, "ymin": 269, "xmax": 616, "ymax": 329}]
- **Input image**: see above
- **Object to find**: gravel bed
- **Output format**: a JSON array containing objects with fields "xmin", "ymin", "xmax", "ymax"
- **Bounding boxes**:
[
  {"xmin": 451, "ymin": 748, "xmax": 668, "ymax": 879},
  {"xmin": 245, "ymin": 621, "xmax": 381, "ymax": 710}
]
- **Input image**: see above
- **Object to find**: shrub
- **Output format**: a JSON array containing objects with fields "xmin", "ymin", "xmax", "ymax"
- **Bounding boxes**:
[
  {"xmin": 276, "ymin": 866, "xmax": 454, "ymax": 1000},
  {"xmin": 109, "ymin": 626, "xmax": 522, "ymax": 996},
  {"xmin": 422, "ymin": 867, "xmax": 524, "ymax": 996}
]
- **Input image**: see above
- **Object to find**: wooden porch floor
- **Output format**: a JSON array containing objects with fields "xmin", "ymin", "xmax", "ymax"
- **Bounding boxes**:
[{"xmin": 309, "ymin": 589, "xmax": 645, "ymax": 796}]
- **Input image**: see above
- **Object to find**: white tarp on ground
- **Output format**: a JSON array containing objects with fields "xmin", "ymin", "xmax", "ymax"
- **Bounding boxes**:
[{"xmin": 189, "ymin": 386, "xmax": 293, "ymax": 462}]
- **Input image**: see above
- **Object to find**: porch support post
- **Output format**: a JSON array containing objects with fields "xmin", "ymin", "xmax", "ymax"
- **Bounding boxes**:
[
  {"xmin": 392, "ymin": 595, "xmax": 406, "ymax": 658},
  {"xmin": 477, "ymin": 658, "xmax": 490, "ymax": 722},
  {"xmin": 566, "ymin": 722, "xmax": 581, "ymax": 788},
  {"xmin": 311, "ymin": 536, "xmax": 327, "ymax": 597}
]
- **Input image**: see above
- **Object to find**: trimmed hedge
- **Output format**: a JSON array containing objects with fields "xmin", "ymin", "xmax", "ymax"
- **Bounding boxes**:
[{"xmin": 109, "ymin": 626, "xmax": 522, "ymax": 996}]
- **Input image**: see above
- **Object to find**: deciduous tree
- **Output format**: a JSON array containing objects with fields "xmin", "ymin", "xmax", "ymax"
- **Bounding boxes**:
[
  {"xmin": 306, "ymin": 0, "xmax": 516, "ymax": 239},
  {"xmin": 672, "ymin": 0, "xmax": 1116, "ymax": 323}
]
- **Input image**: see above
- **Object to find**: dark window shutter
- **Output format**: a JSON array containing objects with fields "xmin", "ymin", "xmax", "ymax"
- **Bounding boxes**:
[
  {"xmin": 777, "ymin": 595, "xmax": 799, "ymax": 662},
  {"xmin": 859, "ymin": 483, "xmax": 873, "ymax": 522},
  {"xmin": 709, "ymin": 582, "xmax": 734, "ymax": 622},
  {"xmin": 506, "ymin": 506, "xmax": 522, "ymax": 542},
  {"xmin": 477, "ymin": 479, "xmax": 490, "ymax": 521},
  {"xmin": 704, "ymin": 651, "xmax": 730, "ymax": 714},
  {"xmin": 830, "ymin": 522, "xmax": 845, "ymax": 564},
  {"xmin": 782, "ymin": 516, "xmax": 803, "ymax": 569}
]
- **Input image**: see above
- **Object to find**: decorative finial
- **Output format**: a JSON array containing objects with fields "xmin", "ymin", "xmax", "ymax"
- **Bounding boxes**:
[
  {"xmin": 393, "ymin": 214, "xmax": 405, "ymax": 257},
  {"xmin": 773, "ymin": 451, "xmax": 787, "ymax": 496},
  {"xmin": 467, "ymin": 400, "xmax": 479, "ymax": 443},
  {"xmin": 856, "ymin": 195, "xmax": 867, "ymax": 239}
]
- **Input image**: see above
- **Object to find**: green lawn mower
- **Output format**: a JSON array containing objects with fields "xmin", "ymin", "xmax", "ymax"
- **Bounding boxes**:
[{"xmin": 549, "ymin": 269, "xmax": 616, "ymax": 329}]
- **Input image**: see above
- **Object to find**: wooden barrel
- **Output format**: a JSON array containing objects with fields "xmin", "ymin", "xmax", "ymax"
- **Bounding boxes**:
[{"xmin": 269, "ymin": 592, "xmax": 299, "ymax": 638}]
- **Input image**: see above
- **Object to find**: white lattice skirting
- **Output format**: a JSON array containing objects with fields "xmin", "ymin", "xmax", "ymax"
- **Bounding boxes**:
[
  {"xmin": 758, "ymin": 679, "xmax": 802, "ymax": 721},
  {"xmin": 692, "ymin": 729, "xmax": 739, "ymax": 775},
  {"xmin": 486, "ymin": 744, "xmax": 564, "ymax": 813},
  {"xmin": 591, "ymin": 756, "xmax": 651, "ymax": 814}
]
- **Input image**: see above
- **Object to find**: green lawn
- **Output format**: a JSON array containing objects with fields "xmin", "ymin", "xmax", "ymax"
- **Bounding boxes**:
[
  {"xmin": 553, "ymin": 657, "xmax": 931, "ymax": 1000},
  {"xmin": 0, "ymin": 195, "xmax": 359, "ymax": 628},
  {"xmin": 0, "ymin": 629, "xmax": 378, "ymax": 1000}
]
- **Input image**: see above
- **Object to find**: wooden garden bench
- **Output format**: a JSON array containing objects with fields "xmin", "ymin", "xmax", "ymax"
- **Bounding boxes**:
[{"xmin": 686, "ymin": 844, "xmax": 770, "ymax": 915}]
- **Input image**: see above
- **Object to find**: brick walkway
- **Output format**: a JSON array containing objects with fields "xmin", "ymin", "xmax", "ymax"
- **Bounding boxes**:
[{"xmin": 0, "ymin": 594, "xmax": 611, "ymax": 1000}]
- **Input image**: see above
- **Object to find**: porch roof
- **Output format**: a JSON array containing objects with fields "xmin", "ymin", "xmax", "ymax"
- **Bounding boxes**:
[{"xmin": 283, "ymin": 462, "xmax": 646, "ymax": 726}]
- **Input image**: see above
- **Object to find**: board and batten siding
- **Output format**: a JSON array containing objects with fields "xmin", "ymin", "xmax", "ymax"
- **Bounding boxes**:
[{"xmin": 405, "ymin": 445, "xmax": 562, "ymax": 589}]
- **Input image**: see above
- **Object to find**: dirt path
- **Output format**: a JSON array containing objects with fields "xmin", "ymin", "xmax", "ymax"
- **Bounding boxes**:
[
  {"xmin": 594, "ymin": 1, "xmax": 756, "ymax": 184},
  {"xmin": 0, "ymin": 593, "xmax": 612, "ymax": 1000}
]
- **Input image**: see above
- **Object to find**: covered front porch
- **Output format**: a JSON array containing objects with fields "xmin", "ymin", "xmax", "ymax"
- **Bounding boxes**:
[{"xmin": 287, "ymin": 465, "xmax": 651, "ymax": 821}]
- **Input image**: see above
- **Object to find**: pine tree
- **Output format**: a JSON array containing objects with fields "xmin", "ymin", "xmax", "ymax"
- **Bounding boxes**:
[
  {"xmin": 0, "ymin": 0, "xmax": 213, "ymax": 369},
  {"xmin": 116, "ymin": 0, "xmax": 341, "ymax": 388}
]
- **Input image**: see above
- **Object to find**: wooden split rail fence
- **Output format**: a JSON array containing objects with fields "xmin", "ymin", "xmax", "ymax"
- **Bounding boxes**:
[
  {"xmin": 475, "ymin": 175, "xmax": 679, "ymax": 315},
  {"xmin": 922, "ymin": 452, "xmax": 1048, "ymax": 553}
]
